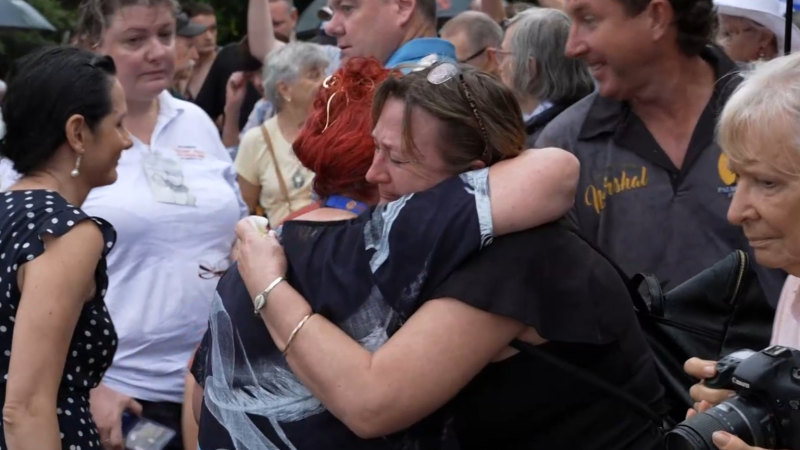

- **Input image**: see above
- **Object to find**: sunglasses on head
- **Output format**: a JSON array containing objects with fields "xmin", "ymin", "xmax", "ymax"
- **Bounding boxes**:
[{"xmin": 426, "ymin": 62, "xmax": 491, "ymax": 162}]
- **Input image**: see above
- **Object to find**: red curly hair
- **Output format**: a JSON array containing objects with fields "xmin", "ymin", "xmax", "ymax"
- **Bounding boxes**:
[{"xmin": 293, "ymin": 58, "xmax": 393, "ymax": 202}]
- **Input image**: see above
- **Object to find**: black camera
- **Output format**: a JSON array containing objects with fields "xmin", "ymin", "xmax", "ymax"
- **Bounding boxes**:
[{"xmin": 666, "ymin": 345, "xmax": 800, "ymax": 449}]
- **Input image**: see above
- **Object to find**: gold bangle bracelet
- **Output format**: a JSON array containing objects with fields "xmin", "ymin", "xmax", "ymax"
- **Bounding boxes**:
[{"xmin": 283, "ymin": 313, "xmax": 314, "ymax": 357}]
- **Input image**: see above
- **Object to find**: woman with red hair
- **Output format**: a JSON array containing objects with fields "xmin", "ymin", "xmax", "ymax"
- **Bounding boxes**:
[
  {"xmin": 283, "ymin": 58, "xmax": 389, "ymax": 221},
  {"xmin": 184, "ymin": 57, "xmax": 391, "ymax": 439}
]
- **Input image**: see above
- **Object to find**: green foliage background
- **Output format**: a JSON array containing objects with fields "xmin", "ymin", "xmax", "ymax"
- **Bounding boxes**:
[{"xmin": 0, "ymin": 0, "xmax": 247, "ymax": 78}]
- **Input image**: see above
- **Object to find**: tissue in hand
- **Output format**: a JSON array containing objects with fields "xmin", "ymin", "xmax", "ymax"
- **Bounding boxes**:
[{"xmin": 247, "ymin": 215, "xmax": 270, "ymax": 235}]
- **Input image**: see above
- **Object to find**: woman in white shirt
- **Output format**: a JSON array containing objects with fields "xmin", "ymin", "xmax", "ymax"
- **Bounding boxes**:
[
  {"xmin": 235, "ymin": 42, "xmax": 328, "ymax": 224},
  {"xmin": 74, "ymin": 1, "xmax": 246, "ymax": 449}
]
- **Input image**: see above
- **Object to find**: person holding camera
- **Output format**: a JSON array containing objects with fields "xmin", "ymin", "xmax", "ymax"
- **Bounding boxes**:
[{"xmin": 682, "ymin": 52, "xmax": 800, "ymax": 450}]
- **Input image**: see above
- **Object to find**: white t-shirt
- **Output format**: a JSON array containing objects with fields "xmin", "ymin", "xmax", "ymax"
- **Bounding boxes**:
[{"xmin": 83, "ymin": 92, "xmax": 247, "ymax": 402}]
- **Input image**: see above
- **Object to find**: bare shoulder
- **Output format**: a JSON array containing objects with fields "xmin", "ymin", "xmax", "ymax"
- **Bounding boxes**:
[{"xmin": 292, "ymin": 208, "xmax": 357, "ymax": 222}]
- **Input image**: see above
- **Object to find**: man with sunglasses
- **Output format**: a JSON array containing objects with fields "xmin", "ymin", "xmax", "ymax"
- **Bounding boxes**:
[{"xmin": 440, "ymin": 11, "xmax": 503, "ymax": 76}]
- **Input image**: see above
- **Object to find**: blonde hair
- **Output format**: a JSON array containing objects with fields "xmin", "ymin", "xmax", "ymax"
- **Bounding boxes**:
[{"xmin": 718, "ymin": 52, "xmax": 800, "ymax": 176}]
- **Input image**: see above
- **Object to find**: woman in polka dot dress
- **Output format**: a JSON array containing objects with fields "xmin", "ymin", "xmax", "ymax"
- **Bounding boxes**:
[{"xmin": 0, "ymin": 47, "xmax": 132, "ymax": 449}]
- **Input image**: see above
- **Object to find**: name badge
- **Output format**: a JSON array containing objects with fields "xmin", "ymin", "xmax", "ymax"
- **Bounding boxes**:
[
  {"xmin": 174, "ymin": 145, "xmax": 206, "ymax": 160},
  {"xmin": 141, "ymin": 151, "xmax": 197, "ymax": 206}
]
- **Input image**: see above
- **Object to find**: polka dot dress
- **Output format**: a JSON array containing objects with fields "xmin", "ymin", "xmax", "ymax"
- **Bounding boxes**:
[{"xmin": 0, "ymin": 190, "xmax": 117, "ymax": 449}]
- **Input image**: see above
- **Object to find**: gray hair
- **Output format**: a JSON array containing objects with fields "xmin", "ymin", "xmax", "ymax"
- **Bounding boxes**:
[
  {"xmin": 76, "ymin": 0, "xmax": 180, "ymax": 47},
  {"xmin": 440, "ymin": 11, "xmax": 503, "ymax": 58},
  {"xmin": 507, "ymin": 8, "xmax": 594, "ymax": 104},
  {"xmin": 262, "ymin": 42, "xmax": 329, "ymax": 111},
  {"xmin": 719, "ymin": 52, "xmax": 800, "ymax": 175}
]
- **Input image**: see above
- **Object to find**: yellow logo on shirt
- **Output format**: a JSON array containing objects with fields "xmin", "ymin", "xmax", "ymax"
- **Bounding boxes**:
[
  {"xmin": 718, "ymin": 153, "xmax": 737, "ymax": 186},
  {"xmin": 584, "ymin": 166, "xmax": 649, "ymax": 214}
]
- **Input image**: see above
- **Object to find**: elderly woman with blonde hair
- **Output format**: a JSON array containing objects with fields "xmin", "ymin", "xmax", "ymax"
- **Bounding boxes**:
[
  {"xmin": 235, "ymin": 42, "xmax": 328, "ymax": 224},
  {"xmin": 684, "ymin": 52, "xmax": 800, "ymax": 450}
]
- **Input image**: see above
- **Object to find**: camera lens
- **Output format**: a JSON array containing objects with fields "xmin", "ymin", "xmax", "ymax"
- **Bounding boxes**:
[{"xmin": 665, "ymin": 396, "xmax": 775, "ymax": 450}]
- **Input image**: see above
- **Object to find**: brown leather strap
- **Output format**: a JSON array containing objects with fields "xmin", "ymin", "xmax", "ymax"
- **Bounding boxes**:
[{"xmin": 260, "ymin": 123, "xmax": 293, "ymax": 212}]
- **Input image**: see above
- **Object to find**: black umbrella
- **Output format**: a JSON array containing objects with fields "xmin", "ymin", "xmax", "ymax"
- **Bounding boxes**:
[{"xmin": 0, "ymin": 0, "xmax": 56, "ymax": 31}]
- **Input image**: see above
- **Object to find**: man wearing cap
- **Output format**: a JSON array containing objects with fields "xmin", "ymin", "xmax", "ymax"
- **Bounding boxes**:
[
  {"xmin": 715, "ymin": 0, "xmax": 800, "ymax": 63},
  {"xmin": 537, "ymin": 0, "xmax": 785, "ymax": 307},
  {"xmin": 171, "ymin": 13, "xmax": 206, "ymax": 101}
]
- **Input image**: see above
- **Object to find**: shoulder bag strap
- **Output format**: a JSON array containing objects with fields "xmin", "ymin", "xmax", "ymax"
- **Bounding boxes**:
[
  {"xmin": 574, "ymin": 234, "xmax": 693, "ymax": 419},
  {"xmin": 260, "ymin": 124, "xmax": 294, "ymax": 212},
  {"xmin": 510, "ymin": 339, "xmax": 665, "ymax": 427}
]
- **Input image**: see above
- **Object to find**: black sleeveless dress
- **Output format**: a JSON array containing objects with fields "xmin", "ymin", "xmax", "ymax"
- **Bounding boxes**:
[{"xmin": 0, "ymin": 190, "xmax": 118, "ymax": 449}]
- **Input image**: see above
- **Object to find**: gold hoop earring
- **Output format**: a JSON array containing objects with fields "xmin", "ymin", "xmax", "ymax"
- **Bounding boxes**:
[{"xmin": 322, "ymin": 92, "xmax": 339, "ymax": 133}]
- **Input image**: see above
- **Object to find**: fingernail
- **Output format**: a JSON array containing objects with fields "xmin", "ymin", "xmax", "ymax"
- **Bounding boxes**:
[
  {"xmin": 703, "ymin": 365, "xmax": 716, "ymax": 377},
  {"xmin": 712, "ymin": 431, "xmax": 730, "ymax": 446}
]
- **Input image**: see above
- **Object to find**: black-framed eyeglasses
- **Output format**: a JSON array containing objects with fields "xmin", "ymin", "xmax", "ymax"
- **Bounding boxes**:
[
  {"xmin": 458, "ymin": 46, "xmax": 488, "ymax": 64},
  {"xmin": 426, "ymin": 62, "xmax": 491, "ymax": 162}
]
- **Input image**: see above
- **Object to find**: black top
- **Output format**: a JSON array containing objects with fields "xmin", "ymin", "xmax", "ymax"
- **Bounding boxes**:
[
  {"xmin": 194, "ymin": 43, "xmax": 261, "ymax": 130},
  {"xmin": 0, "ymin": 190, "xmax": 117, "ymax": 449},
  {"xmin": 432, "ymin": 221, "xmax": 665, "ymax": 450},
  {"xmin": 195, "ymin": 170, "xmax": 493, "ymax": 449}
]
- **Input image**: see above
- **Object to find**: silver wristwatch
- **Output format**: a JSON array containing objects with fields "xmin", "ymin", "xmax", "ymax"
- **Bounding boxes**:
[{"xmin": 253, "ymin": 276, "xmax": 285, "ymax": 315}]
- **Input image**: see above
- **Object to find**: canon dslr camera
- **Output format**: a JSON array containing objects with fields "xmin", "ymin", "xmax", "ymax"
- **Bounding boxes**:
[{"xmin": 666, "ymin": 345, "xmax": 800, "ymax": 449}]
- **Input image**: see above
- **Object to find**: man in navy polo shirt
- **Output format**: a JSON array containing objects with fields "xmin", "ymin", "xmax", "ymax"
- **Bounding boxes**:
[{"xmin": 537, "ymin": 0, "xmax": 785, "ymax": 302}]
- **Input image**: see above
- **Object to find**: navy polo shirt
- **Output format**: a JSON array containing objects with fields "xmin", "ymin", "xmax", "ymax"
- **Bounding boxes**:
[{"xmin": 536, "ymin": 46, "xmax": 785, "ymax": 305}]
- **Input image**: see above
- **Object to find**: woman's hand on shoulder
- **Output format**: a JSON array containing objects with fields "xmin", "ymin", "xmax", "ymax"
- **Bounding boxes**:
[{"xmin": 234, "ymin": 218, "xmax": 287, "ymax": 297}]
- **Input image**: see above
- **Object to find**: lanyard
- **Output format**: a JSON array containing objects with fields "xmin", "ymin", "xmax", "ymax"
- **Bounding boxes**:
[{"xmin": 323, "ymin": 195, "xmax": 368, "ymax": 215}]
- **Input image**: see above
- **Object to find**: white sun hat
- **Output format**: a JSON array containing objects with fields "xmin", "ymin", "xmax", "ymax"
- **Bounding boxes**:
[{"xmin": 714, "ymin": 0, "xmax": 800, "ymax": 55}]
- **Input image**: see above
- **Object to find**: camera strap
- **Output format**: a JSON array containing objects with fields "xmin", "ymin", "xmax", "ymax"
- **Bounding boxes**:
[{"xmin": 510, "ymin": 339, "xmax": 669, "ymax": 429}]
